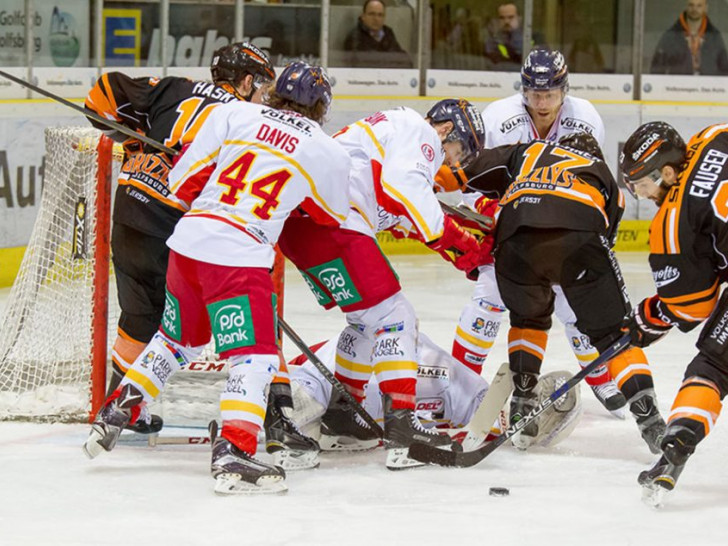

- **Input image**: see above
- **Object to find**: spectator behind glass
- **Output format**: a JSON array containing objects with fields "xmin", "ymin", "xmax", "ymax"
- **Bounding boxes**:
[
  {"xmin": 342, "ymin": 0, "xmax": 413, "ymax": 68},
  {"xmin": 484, "ymin": 3, "xmax": 546, "ymax": 70},
  {"xmin": 651, "ymin": 0, "xmax": 728, "ymax": 75}
]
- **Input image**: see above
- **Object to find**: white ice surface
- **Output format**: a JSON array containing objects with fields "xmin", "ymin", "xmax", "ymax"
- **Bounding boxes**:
[{"xmin": 0, "ymin": 253, "xmax": 725, "ymax": 546}]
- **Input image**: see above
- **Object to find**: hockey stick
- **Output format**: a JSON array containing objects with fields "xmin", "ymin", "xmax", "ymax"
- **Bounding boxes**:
[
  {"xmin": 437, "ymin": 198, "xmax": 494, "ymax": 232},
  {"xmin": 0, "ymin": 69, "xmax": 177, "ymax": 156},
  {"xmin": 408, "ymin": 334, "xmax": 631, "ymax": 467},
  {"xmin": 278, "ymin": 317, "xmax": 384, "ymax": 437},
  {"xmin": 460, "ymin": 362, "xmax": 512, "ymax": 451}
]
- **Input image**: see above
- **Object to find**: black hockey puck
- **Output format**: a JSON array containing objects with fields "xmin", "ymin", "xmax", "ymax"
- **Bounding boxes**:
[{"xmin": 489, "ymin": 487, "xmax": 510, "ymax": 497}]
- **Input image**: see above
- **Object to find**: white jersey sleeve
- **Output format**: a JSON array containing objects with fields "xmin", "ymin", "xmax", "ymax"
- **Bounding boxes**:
[
  {"xmin": 482, "ymin": 93, "xmax": 605, "ymax": 148},
  {"xmin": 336, "ymin": 108, "xmax": 446, "ymax": 244},
  {"xmin": 167, "ymin": 102, "xmax": 351, "ymax": 268}
]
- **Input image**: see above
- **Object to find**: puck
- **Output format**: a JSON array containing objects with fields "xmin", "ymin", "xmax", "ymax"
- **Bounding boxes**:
[{"xmin": 489, "ymin": 487, "xmax": 510, "ymax": 497}]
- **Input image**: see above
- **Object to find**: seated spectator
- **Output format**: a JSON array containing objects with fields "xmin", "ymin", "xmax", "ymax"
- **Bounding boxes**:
[
  {"xmin": 484, "ymin": 3, "xmax": 546, "ymax": 69},
  {"xmin": 651, "ymin": 0, "xmax": 728, "ymax": 75},
  {"xmin": 343, "ymin": 0, "xmax": 413, "ymax": 68}
]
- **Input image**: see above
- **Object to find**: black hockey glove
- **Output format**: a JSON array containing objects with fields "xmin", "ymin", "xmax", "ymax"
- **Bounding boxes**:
[{"xmin": 621, "ymin": 295, "xmax": 672, "ymax": 348}]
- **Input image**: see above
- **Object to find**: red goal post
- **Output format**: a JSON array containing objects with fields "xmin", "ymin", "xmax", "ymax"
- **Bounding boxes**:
[{"xmin": 0, "ymin": 127, "xmax": 285, "ymax": 423}]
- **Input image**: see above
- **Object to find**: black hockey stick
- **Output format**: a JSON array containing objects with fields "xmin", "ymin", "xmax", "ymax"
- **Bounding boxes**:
[
  {"xmin": 0, "ymin": 69, "xmax": 177, "ymax": 156},
  {"xmin": 278, "ymin": 317, "xmax": 384, "ymax": 438},
  {"xmin": 408, "ymin": 334, "xmax": 631, "ymax": 467}
]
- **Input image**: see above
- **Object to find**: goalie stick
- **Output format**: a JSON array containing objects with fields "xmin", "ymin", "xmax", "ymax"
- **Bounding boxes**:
[
  {"xmin": 0, "ymin": 69, "xmax": 381, "ymax": 438},
  {"xmin": 0, "ymin": 69, "xmax": 177, "ymax": 156},
  {"xmin": 278, "ymin": 318, "xmax": 384, "ymax": 438},
  {"xmin": 408, "ymin": 334, "xmax": 631, "ymax": 467},
  {"xmin": 459, "ymin": 362, "xmax": 512, "ymax": 451}
]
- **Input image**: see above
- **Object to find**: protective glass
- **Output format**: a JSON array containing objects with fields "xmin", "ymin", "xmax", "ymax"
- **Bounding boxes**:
[
  {"xmin": 623, "ymin": 169, "xmax": 662, "ymax": 199},
  {"xmin": 523, "ymin": 88, "xmax": 565, "ymax": 110}
]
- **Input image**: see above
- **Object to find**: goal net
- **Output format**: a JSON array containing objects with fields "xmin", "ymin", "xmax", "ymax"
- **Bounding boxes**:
[{"xmin": 0, "ymin": 127, "xmax": 284, "ymax": 427}]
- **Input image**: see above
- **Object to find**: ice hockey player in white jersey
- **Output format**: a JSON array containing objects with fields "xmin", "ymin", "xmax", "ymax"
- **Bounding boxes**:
[
  {"xmin": 449, "ymin": 48, "xmax": 627, "ymax": 420},
  {"xmin": 83, "ymin": 62, "xmax": 351, "ymax": 495},
  {"xmin": 285, "ymin": 333, "xmax": 582, "ymax": 468},
  {"xmin": 278, "ymin": 99, "xmax": 490, "ymax": 470}
]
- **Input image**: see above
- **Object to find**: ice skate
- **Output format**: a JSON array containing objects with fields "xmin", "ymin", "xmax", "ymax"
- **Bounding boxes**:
[
  {"xmin": 630, "ymin": 393, "xmax": 666, "ymax": 454},
  {"xmin": 125, "ymin": 405, "xmax": 163, "ymax": 434},
  {"xmin": 319, "ymin": 390, "xmax": 380, "ymax": 452},
  {"xmin": 509, "ymin": 395, "xmax": 539, "ymax": 450},
  {"xmin": 211, "ymin": 436, "xmax": 287, "ymax": 495},
  {"xmin": 639, "ymin": 455, "xmax": 685, "ymax": 508},
  {"xmin": 590, "ymin": 379, "xmax": 627, "ymax": 419},
  {"xmin": 82, "ymin": 384, "xmax": 142, "ymax": 459},
  {"xmin": 383, "ymin": 395, "xmax": 460, "ymax": 470},
  {"xmin": 264, "ymin": 392, "xmax": 320, "ymax": 471}
]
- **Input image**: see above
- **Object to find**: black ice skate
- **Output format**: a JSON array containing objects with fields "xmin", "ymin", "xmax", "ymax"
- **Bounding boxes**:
[
  {"xmin": 211, "ymin": 436, "xmax": 287, "ymax": 495},
  {"xmin": 590, "ymin": 379, "xmax": 628, "ymax": 419},
  {"xmin": 320, "ymin": 390, "xmax": 380, "ymax": 452},
  {"xmin": 383, "ymin": 394, "xmax": 460, "ymax": 470},
  {"xmin": 509, "ymin": 395, "xmax": 540, "ymax": 450},
  {"xmin": 125, "ymin": 406, "xmax": 164, "ymax": 434},
  {"xmin": 82, "ymin": 384, "xmax": 142, "ymax": 459},
  {"xmin": 630, "ymin": 392, "xmax": 666, "ymax": 454},
  {"xmin": 264, "ymin": 388, "xmax": 320, "ymax": 471},
  {"xmin": 638, "ymin": 455, "xmax": 685, "ymax": 508}
]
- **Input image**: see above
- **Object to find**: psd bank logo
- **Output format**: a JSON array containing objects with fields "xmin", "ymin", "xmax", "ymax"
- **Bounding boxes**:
[
  {"xmin": 103, "ymin": 9, "xmax": 141, "ymax": 66},
  {"xmin": 208, "ymin": 296, "xmax": 256, "ymax": 353},
  {"xmin": 308, "ymin": 258, "xmax": 362, "ymax": 307}
]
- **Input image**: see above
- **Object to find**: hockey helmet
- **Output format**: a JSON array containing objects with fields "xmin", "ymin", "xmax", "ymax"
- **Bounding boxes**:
[
  {"xmin": 210, "ymin": 42, "xmax": 275, "ymax": 90},
  {"xmin": 426, "ymin": 98, "xmax": 485, "ymax": 165},
  {"xmin": 619, "ymin": 121, "xmax": 686, "ymax": 197},
  {"xmin": 275, "ymin": 61, "xmax": 332, "ymax": 112},
  {"xmin": 521, "ymin": 48, "xmax": 569, "ymax": 91},
  {"xmin": 558, "ymin": 132, "xmax": 604, "ymax": 161}
]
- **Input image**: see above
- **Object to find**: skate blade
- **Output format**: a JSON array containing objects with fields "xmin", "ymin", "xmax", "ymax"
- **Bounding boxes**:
[
  {"xmin": 609, "ymin": 407, "xmax": 628, "ymax": 420},
  {"xmin": 214, "ymin": 473, "xmax": 288, "ymax": 496},
  {"xmin": 386, "ymin": 447, "xmax": 426, "ymax": 471},
  {"xmin": 82, "ymin": 425, "xmax": 109, "ymax": 460},
  {"xmin": 272, "ymin": 449, "xmax": 320, "ymax": 471},
  {"xmin": 641, "ymin": 483, "xmax": 667, "ymax": 509},
  {"xmin": 319, "ymin": 434, "xmax": 380, "ymax": 452}
]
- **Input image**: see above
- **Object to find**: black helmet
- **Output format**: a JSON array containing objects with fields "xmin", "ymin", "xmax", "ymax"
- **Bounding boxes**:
[
  {"xmin": 210, "ymin": 42, "xmax": 275, "ymax": 90},
  {"xmin": 521, "ymin": 48, "xmax": 569, "ymax": 91},
  {"xmin": 620, "ymin": 122, "xmax": 686, "ymax": 185},
  {"xmin": 426, "ymin": 98, "xmax": 485, "ymax": 164},
  {"xmin": 559, "ymin": 132, "xmax": 604, "ymax": 161}
]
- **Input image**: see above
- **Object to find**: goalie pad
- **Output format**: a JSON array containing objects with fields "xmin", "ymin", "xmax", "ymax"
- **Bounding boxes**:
[
  {"xmin": 505, "ymin": 370, "xmax": 583, "ymax": 449},
  {"xmin": 532, "ymin": 370, "xmax": 583, "ymax": 448}
]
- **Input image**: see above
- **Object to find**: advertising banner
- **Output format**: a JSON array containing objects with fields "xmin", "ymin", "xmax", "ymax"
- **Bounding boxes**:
[
  {"xmin": 641, "ymin": 74, "xmax": 728, "ymax": 102},
  {"xmin": 327, "ymin": 68, "xmax": 419, "ymax": 96},
  {"xmin": 0, "ymin": 1, "xmax": 89, "ymax": 67},
  {"xmin": 425, "ymin": 69, "xmax": 520, "ymax": 98}
]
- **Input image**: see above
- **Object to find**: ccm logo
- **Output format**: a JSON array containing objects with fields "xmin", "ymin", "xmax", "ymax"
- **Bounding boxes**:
[
  {"xmin": 416, "ymin": 399, "xmax": 444, "ymax": 412},
  {"xmin": 185, "ymin": 361, "xmax": 227, "ymax": 373}
]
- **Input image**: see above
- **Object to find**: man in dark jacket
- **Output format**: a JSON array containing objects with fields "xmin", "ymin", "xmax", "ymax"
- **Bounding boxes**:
[
  {"xmin": 343, "ymin": 0, "xmax": 413, "ymax": 68},
  {"xmin": 651, "ymin": 0, "xmax": 728, "ymax": 75}
]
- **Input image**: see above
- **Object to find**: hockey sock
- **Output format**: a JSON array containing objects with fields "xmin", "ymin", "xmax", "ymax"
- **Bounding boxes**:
[
  {"xmin": 607, "ymin": 346, "xmax": 654, "ymax": 400},
  {"xmin": 562, "ymin": 323, "xmax": 609, "ymax": 386},
  {"xmin": 333, "ymin": 325, "xmax": 374, "ymax": 403},
  {"xmin": 119, "ymin": 332, "xmax": 203, "ymax": 404},
  {"xmin": 452, "ymin": 298, "xmax": 504, "ymax": 374},
  {"xmin": 107, "ymin": 333, "xmax": 148, "ymax": 397},
  {"xmin": 507, "ymin": 327, "xmax": 548, "ymax": 379},
  {"xmin": 220, "ymin": 353, "xmax": 280, "ymax": 454},
  {"xmin": 667, "ymin": 376, "xmax": 722, "ymax": 445}
]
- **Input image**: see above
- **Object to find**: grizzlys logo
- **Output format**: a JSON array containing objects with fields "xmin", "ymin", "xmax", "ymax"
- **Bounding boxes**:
[
  {"xmin": 653, "ymin": 265, "xmax": 680, "ymax": 287},
  {"xmin": 632, "ymin": 132, "xmax": 661, "ymax": 161},
  {"xmin": 421, "ymin": 143, "xmax": 435, "ymax": 162},
  {"xmin": 373, "ymin": 337, "xmax": 404, "ymax": 358},
  {"xmin": 337, "ymin": 332, "xmax": 357, "ymax": 358},
  {"xmin": 560, "ymin": 119, "xmax": 595, "ymax": 135},
  {"xmin": 418, "ymin": 365, "xmax": 449, "ymax": 380},
  {"xmin": 500, "ymin": 113, "xmax": 530, "ymax": 134}
]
